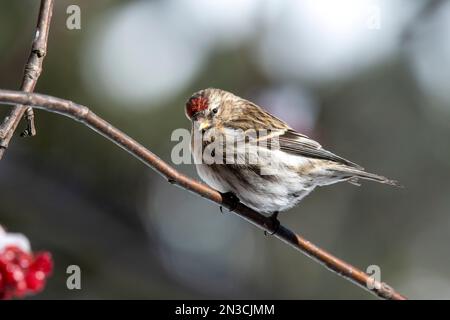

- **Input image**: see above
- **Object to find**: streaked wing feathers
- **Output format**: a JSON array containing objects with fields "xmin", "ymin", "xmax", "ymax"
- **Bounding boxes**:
[{"xmin": 277, "ymin": 130, "xmax": 363, "ymax": 169}]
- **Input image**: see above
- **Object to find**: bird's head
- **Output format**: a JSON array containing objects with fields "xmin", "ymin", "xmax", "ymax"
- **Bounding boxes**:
[{"xmin": 185, "ymin": 88, "xmax": 231, "ymax": 132}]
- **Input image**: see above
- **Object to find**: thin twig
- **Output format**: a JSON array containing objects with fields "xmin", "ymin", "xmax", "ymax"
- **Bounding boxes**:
[
  {"xmin": 0, "ymin": 0, "xmax": 54, "ymax": 159},
  {"xmin": 0, "ymin": 89, "xmax": 407, "ymax": 300}
]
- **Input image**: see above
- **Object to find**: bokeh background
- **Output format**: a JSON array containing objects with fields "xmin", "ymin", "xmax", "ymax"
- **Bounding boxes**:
[{"xmin": 0, "ymin": 0, "xmax": 449, "ymax": 299}]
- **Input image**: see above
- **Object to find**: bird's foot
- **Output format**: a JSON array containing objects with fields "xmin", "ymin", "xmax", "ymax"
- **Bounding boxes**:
[
  {"xmin": 220, "ymin": 192, "xmax": 240, "ymax": 213},
  {"xmin": 264, "ymin": 211, "xmax": 280, "ymax": 236}
]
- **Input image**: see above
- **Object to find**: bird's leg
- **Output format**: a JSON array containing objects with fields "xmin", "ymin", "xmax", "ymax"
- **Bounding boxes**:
[
  {"xmin": 264, "ymin": 211, "xmax": 280, "ymax": 236},
  {"xmin": 220, "ymin": 192, "xmax": 240, "ymax": 213}
]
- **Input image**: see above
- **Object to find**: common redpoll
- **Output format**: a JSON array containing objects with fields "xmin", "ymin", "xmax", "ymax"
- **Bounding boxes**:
[{"xmin": 185, "ymin": 88, "xmax": 399, "ymax": 216}]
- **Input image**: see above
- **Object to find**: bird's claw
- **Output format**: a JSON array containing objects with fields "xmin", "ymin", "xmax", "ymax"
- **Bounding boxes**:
[
  {"xmin": 264, "ymin": 211, "xmax": 280, "ymax": 236},
  {"xmin": 220, "ymin": 192, "xmax": 240, "ymax": 212}
]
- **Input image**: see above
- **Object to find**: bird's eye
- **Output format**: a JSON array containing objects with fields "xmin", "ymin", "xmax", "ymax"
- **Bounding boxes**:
[{"xmin": 212, "ymin": 108, "xmax": 218, "ymax": 114}]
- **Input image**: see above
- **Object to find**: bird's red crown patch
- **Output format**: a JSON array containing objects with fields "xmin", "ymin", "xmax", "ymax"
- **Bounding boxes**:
[{"xmin": 186, "ymin": 95, "xmax": 208, "ymax": 119}]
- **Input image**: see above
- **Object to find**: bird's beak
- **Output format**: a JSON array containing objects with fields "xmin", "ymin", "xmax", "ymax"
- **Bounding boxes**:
[{"xmin": 197, "ymin": 120, "xmax": 211, "ymax": 132}]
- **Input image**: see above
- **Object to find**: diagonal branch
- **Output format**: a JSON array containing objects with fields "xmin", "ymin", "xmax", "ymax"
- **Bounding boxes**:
[
  {"xmin": 0, "ymin": 89, "xmax": 407, "ymax": 300},
  {"xmin": 0, "ymin": 0, "xmax": 54, "ymax": 159}
]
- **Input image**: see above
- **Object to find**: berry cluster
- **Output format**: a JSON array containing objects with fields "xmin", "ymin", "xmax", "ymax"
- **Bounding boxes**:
[{"xmin": 0, "ymin": 228, "xmax": 53, "ymax": 299}]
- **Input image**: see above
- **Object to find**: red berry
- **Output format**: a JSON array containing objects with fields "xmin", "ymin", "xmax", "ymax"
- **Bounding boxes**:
[
  {"xmin": 0, "ymin": 243, "xmax": 53, "ymax": 299},
  {"xmin": 4, "ymin": 264, "xmax": 25, "ymax": 285},
  {"xmin": 31, "ymin": 252, "xmax": 53, "ymax": 275},
  {"xmin": 26, "ymin": 271, "xmax": 45, "ymax": 292},
  {"xmin": 17, "ymin": 252, "xmax": 32, "ymax": 269},
  {"xmin": 2, "ymin": 247, "xmax": 18, "ymax": 262}
]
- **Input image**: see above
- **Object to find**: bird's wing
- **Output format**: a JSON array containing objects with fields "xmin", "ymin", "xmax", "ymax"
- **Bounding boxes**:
[
  {"xmin": 266, "ymin": 129, "xmax": 363, "ymax": 169},
  {"xmin": 220, "ymin": 99, "xmax": 362, "ymax": 169}
]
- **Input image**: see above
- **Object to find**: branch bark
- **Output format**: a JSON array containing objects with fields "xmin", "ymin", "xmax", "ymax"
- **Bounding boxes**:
[
  {"xmin": 0, "ymin": 0, "xmax": 54, "ymax": 159},
  {"xmin": 0, "ymin": 89, "xmax": 407, "ymax": 300}
]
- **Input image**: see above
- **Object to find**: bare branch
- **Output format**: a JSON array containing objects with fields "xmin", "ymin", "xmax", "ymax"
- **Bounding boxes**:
[
  {"xmin": 0, "ymin": 89, "xmax": 407, "ymax": 300},
  {"xmin": 0, "ymin": 0, "xmax": 54, "ymax": 159}
]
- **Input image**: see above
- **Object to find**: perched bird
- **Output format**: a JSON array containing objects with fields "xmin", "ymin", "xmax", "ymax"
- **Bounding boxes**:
[{"xmin": 185, "ymin": 88, "xmax": 399, "ymax": 220}]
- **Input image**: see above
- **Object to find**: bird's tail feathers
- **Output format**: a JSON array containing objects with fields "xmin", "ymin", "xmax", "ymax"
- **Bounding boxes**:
[{"xmin": 333, "ymin": 167, "xmax": 402, "ymax": 187}]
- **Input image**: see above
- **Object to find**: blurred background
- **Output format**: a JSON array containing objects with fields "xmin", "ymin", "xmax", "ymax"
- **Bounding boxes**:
[{"xmin": 0, "ymin": 0, "xmax": 449, "ymax": 299}]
